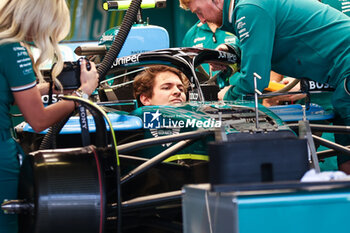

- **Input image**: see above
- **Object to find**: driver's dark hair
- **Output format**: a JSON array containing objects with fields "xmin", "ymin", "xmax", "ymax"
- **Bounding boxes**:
[{"xmin": 133, "ymin": 65, "xmax": 189, "ymax": 107}]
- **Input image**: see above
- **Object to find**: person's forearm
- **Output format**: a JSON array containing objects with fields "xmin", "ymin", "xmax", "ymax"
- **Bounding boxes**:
[
  {"xmin": 15, "ymin": 88, "xmax": 80, "ymax": 133},
  {"xmin": 41, "ymin": 98, "xmax": 77, "ymax": 130},
  {"xmin": 23, "ymin": 97, "xmax": 77, "ymax": 133}
]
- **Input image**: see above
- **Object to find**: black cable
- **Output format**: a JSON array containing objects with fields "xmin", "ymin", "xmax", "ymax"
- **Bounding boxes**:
[
  {"xmin": 61, "ymin": 95, "xmax": 122, "ymax": 233},
  {"xmin": 48, "ymin": 80, "xmax": 53, "ymax": 105},
  {"xmin": 96, "ymin": 2, "xmax": 143, "ymax": 230},
  {"xmin": 97, "ymin": 0, "xmax": 142, "ymax": 80},
  {"xmin": 39, "ymin": 113, "xmax": 74, "ymax": 150}
]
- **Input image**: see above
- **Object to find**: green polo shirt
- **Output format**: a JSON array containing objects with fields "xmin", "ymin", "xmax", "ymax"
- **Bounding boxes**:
[
  {"xmin": 183, "ymin": 20, "xmax": 239, "ymax": 49},
  {"xmin": 221, "ymin": 0, "xmax": 350, "ymax": 100},
  {"xmin": 183, "ymin": 21, "xmax": 240, "ymax": 87},
  {"xmin": 0, "ymin": 42, "xmax": 36, "ymax": 130},
  {"xmin": 0, "ymin": 42, "xmax": 36, "ymax": 233}
]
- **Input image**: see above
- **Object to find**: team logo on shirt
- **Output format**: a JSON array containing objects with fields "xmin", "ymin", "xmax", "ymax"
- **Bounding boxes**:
[
  {"xmin": 194, "ymin": 37, "xmax": 206, "ymax": 43},
  {"xmin": 236, "ymin": 16, "xmax": 249, "ymax": 42},
  {"xmin": 13, "ymin": 46, "xmax": 33, "ymax": 75},
  {"xmin": 341, "ymin": 1, "xmax": 350, "ymax": 14}
]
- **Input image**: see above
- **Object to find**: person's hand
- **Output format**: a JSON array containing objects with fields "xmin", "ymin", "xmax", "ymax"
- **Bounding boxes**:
[
  {"xmin": 262, "ymin": 77, "xmax": 306, "ymax": 106},
  {"xmin": 79, "ymin": 59, "xmax": 99, "ymax": 96},
  {"xmin": 280, "ymin": 77, "xmax": 302, "ymax": 92},
  {"xmin": 262, "ymin": 94, "xmax": 306, "ymax": 107},
  {"xmin": 210, "ymin": 44, "xmax": 229, "ymax": 71},
  {"xmin": 288, "ymin": 93, "xmax": 307, "ymax": 102},
  {"xmin": 218, "ymin": 85, "xmax": 232, "ymax": 100},
  {"xmin": 215, "ymin": 44, "xmax": 229, "ymax": 52}
]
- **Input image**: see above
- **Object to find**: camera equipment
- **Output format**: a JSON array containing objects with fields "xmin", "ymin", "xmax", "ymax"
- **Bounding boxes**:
[{"xmin": 55, "ymin": 58, "xmax": 91, "ymax": 90}]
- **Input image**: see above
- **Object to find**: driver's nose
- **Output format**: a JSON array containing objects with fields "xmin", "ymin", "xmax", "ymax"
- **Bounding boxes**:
[{"xmin": 172, "ymin": 86, "xmax": 181, "ymax": 96}]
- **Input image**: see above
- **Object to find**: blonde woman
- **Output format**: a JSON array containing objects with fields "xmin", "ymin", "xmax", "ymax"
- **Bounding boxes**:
[{"xmin": 0, "ymin": 1, "xmax": 99, "ymax": 232}]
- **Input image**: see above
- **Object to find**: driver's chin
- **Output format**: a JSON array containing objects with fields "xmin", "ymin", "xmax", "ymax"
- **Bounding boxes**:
[{"xmin": 169, "ymin": 99, "xmax": 184, "ymax": 105}]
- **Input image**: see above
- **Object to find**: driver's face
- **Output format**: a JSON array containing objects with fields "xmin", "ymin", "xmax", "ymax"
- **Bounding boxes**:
[
  {"xmin": 189, "ymin": 0, "xmax": 223, "ymax": 26},
  {"xmin": 142, "ymin": 71, "xmax": 186, "ymax": 106}
]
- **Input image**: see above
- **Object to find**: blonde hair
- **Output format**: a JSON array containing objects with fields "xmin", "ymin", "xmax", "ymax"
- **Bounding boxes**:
[
  {"xmin": 0, "ymin": 0, "xmax": 71, "ymax": 83},
  {"xmin": 179, "ymin": 0, "xmax": 191, "ymax": 10}
]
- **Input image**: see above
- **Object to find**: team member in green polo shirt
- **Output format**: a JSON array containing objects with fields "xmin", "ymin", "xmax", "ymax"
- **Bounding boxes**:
[
  {"xmin": 0, "ymin": 1, "xmax": 99, "ymax": 233},
  {"xmin": 183, "ymin": 21, "xmax": 240, "ymax": 88},
  {"xmin": 179, "ymin": 0, "xmax": 350, "ymax": 173},
  {"xmin": 183, "ymin": 21, "xmax": 239, "ymax": 51}
]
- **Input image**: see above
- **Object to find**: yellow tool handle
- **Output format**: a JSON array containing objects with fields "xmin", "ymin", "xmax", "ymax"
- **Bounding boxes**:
[{"xmin": 265, "ymin": 81, "xmax": 286, "ymax": 92}]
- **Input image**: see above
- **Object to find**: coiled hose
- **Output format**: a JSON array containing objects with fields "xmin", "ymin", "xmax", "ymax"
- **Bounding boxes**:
[
  {"xmin": 39, "ymin": 113, "xmax": 73, "ymax": 150},
  {"xmin": 44, "ymin": 2, "xmax": 143, "ymax": 232},
  {"xmin": 97, "ymin": 0, "xmax": 143, "ymax": 80},
  {"xmin": 41, "ymin": 0, "xmax": 142, "ymax": 148}
]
